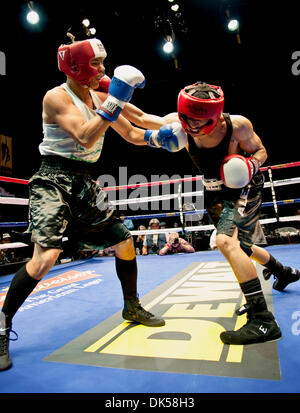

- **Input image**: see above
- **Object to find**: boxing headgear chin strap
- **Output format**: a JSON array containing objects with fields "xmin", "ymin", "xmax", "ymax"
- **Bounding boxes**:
[
  {"xmin": 177, "ymin": 83, "xmax": 224, "ymax": 135},
  {"xmin": 57, "ymin": 38, "xmax": 107, "ymax": 86}
]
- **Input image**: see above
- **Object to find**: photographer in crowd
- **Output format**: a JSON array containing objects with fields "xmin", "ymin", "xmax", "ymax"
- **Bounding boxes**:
[{"xmin": 159, "ymin": 232, "xmax": 195, "ymax": 255}]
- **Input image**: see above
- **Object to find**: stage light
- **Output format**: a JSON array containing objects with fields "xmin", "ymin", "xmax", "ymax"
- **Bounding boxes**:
[
  {"xmin": 171, "ymin": 4, "xmax": 179, "ymax": 12},
  {"xmin": 82, "ymin": 18, "xmax": 90, "ymax": 28},
  {"xmin": 227, "ymin": 18, "xmax": 239, "ymax": 32},
  {"xmin": 26, "ymin": 2, "xmax": 40, "ymax": 25},
  {"xmin": 163, "ymin": 40, "xmax": 174, "ymax": 54},
  {"xmin": 22, "ymin": 1, "xmax": 45, "ymax": 32},
  {"xmin": 89, "ymin": 27, "xmax": 96, "ymax": 35},
  {"xmin": 26, "ymin": 10, "xmax": 39, "ymax": 24}
]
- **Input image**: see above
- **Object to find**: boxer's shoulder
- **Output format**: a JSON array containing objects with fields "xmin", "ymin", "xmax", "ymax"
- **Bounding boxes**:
[
  {"xmin": 231, "ymin": 115, "xmax": 254, "ymax": 141},
  {"xmin": 43, "ymin": 86, "xmax": 73, "ymax": 109},
  {"xmin": 163, "ymin": 112, "xmax": 179, "ymax": 124}
]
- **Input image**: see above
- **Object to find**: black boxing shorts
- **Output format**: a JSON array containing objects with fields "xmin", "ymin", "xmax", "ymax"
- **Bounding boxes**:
[
  {"xmin": 27, "ymin": 156, "xmax": 131, "ymax": 251},
  {"xmin": 205, "ymin": 172, "xmax": 265, "ymax": 251}
]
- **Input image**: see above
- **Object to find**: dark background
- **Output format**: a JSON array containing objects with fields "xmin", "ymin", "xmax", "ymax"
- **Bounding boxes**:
[{"xmin": 0, "ymin": 0, "xmax": 299, "ymax": 182}]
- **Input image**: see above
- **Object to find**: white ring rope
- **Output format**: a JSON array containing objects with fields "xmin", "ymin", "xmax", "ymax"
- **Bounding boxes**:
[
  {"xmin": 1, "ymin": 216, "xmax": 300, "ymax": 250},
  {"xmin": 1, "ymin": 166, "xmax": 299, "ymax": 250}
]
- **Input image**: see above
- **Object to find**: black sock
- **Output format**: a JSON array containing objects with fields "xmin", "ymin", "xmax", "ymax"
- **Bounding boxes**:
[
  {"xmin": 2, "ymin": 264, "xmax": 39, "ymax": 326},
  {"xmin": 264, "ymin": 254, "xmax": 283, "ymax": 273},
  {"xmin": 115, "ymin": 257, "xmax": 137, "ymax": 300},
  {"xmin": 240, "ymin": 278, "xmax": 268, "ymax": 312}
]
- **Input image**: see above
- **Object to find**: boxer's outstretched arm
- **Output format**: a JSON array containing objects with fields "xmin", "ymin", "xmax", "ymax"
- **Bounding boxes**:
[
  {"xmin": 111, "ymin": 116, "xmax": 188, "ymax": 152},
  {"xmin": 111, "ymin": 114, "xmax": 148, "ymax": 145},
  {"xmin": 122, "ymin": 103, "xmax": 179, "ymax": 129}
]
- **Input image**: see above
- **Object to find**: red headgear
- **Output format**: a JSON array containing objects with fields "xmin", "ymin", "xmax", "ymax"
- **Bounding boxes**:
[
  {"xmin": 177, "ymin": 82, "xmax": 224, "ymax": 135},
  {"xmin": 57, "ymin": 38, "xmax": 107, "ymax": 86}
]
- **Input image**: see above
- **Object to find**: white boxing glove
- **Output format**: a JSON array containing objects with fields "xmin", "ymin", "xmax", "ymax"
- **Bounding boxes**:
[
  {"xmin": 144, "ymin": 122, "xmax": 187, "ymax": 152},
  {"xmin": 97, "ymin": 65, "xmax": 145, "ymax": 122},
  {"xmin": 220, "ymin": 154, "xmax": 260, "ymax": 188}
]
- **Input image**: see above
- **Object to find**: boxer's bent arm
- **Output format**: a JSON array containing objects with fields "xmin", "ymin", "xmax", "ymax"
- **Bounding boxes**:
[
  {"xmin": 122, "ymin": 103, "xmax": 179, "ymax": 129},
  {"xmin": 43, "ymin": 90, "xmax": 111, "ymax": 149},
  {"xmin": 233, "ymin": 116, "xmax": 267, "ymax": 166}
]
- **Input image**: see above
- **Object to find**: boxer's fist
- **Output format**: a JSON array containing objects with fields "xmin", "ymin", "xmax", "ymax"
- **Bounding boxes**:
[
  {"xmin": 109, "ymin": 65, "xmax": 145, "ymax": 101},
  {"xmin": 144, "ymin": 122, "xmax": 187, "ymax": 152},
  {"xmin": 97, "ymin": 65, "xmax": 145, "ymax": 122},
  {"xmin": 220, "ymin": 154, "xmax": 260, "ymax": 188},
  {"xmin": 96, "ymin": 75, "xmax": 111, "ymax": 93}
]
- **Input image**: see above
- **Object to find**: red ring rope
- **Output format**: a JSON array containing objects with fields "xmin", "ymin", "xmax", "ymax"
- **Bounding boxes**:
[{"xmin": 1, "ymin": 160, "xmax": 299, "ymax": 189}]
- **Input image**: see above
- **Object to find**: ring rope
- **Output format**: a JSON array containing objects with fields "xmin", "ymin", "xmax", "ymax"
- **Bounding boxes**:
[
  {"xmin": 268, "ymin": 167, "xmax": 280, "ymax": 221},
  {"xmin": 1, "ymin": 175, "xmax": 299, "ymax": 206},
  {"xmin": 109, "ymin": 190, "xmax": 203, "ymax": 206},
  {"xmin": 177, "ymin": 181, "xmax": 185, "ymax": 230},
  {"xmin": 1, "ymin": 161, "xmax": 299, "ymax": 251},
  {"xmin": 1, "ymin": 160, "xmax": 300, "ymax": 189},
  {"xmin": 98, "ymin": 176, "xmax": 203, "ymax": 192},
  {"xmin": 1, "ymin": 215, "xmax": 300, "ymax": 250},
  {"xmin": 1, "ymin": 197, "xmax": 300, "ymax": 228},
  {"xmin": 2, "ymin": 196, "xmax": 298, "ymax": 228}
]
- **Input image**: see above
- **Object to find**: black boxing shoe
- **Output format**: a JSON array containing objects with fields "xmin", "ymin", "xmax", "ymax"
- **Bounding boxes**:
[
  {"xmin": 0, "ymin": 312, "xmax": 12, "ymax": 371},
  {"xmin": 122, "ymin": 297, "xmax": 165, "ymax": 327},
  {"xmin": 220, "ymin": 305, "xmax": 282, "ymax": 345},
  {"xmin": 272, "ymin": 266, "xmax": 300, "ymax": 291}
]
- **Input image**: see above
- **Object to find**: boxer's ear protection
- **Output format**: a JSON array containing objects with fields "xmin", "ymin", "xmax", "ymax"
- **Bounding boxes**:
[
  {"xmin": 58, "ymin": 39, "xmax": 107, "ymax": 86},
  {"xmin": 177, "ymin": 82, "xmax": 224, "ymax": 135}
]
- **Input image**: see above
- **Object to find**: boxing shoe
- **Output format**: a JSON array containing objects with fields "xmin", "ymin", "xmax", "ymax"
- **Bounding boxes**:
[
  {"xmin": 263, "ymin": 266, "xmax": 300, "ymax": 291},
  {"xmin": 220, "ymin": 304, "xmax": 282, "ymax": 345},
  {"xmin": 273, "ymin": 266, "xmax": 300, "ymax": 291},
  {"xmin": 122, "ymin": 297, "xmax": 165, "ymax": 327},
  {"xmin": 0, "ymin": 312, "xmax": 12, "ymax": 371}
]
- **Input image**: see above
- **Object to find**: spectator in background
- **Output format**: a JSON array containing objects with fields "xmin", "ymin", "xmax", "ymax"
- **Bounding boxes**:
[
  {"xmin": 159, "ymin": 232, "xmax": 195, "ymax": 255},
  {"xmin": 0, "ymin": 234, "xmax": 14, "ymax": 264},
  {"xmin": 1, "ymin": 233, "xmax": 11, "ymax": 243},
  {"xmin": 0, "ymin": 234, "xmax": 10, "ymax": 264},
  {"xmin": 134, "ymin": 225, "xmax": 146, "ymax": 255},
  {"xmin": 142, "ymin": 219, "xmax": 167, "ymax": 255},
  {"xmin": 103, "ymin": 247, "xmax": 115, "ymax": 256},
  {"xmin": 0, "ymin": 249, "xmax": 8, "ymax": 265},
  {"xmin": 159, "ymin": 221, "xmax": 170, "ymax": 242},
  {"xmin": 295, "ymin": 208, "xmax": 300, "ymax": 230}
]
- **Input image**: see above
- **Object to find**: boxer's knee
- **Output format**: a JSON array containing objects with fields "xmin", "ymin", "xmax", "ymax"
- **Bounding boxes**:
[
  {"xmin": 215, "ymin": 233, "xmax": 237, "ymax": 254},
  {"xmin": 113, "ymin": 237, "xmax": 135, "ymax": 260},
  {"xmin": 26, "ymin": 245, "xmax": 60, "ymax": 280}
]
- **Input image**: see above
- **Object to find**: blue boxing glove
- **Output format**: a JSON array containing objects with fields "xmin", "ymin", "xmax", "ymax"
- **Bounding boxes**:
[
  {"xmin": 97, "ymin": 65, "xmax": 145, "ymax": 122},
  {"xmin": 144, "ymin": 122, "xmax": 188, "ymax": 152}
]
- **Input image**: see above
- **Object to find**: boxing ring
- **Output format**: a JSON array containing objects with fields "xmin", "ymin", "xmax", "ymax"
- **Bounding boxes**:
[{"xmin": 0, "ymin": 161, "xmax": 300, "ymax": 395}]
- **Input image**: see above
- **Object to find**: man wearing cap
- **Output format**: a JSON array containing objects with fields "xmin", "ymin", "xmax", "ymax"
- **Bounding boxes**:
[{"xmin": 142, "ymin": 219, "xmax": 167, "ymax": 255}]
